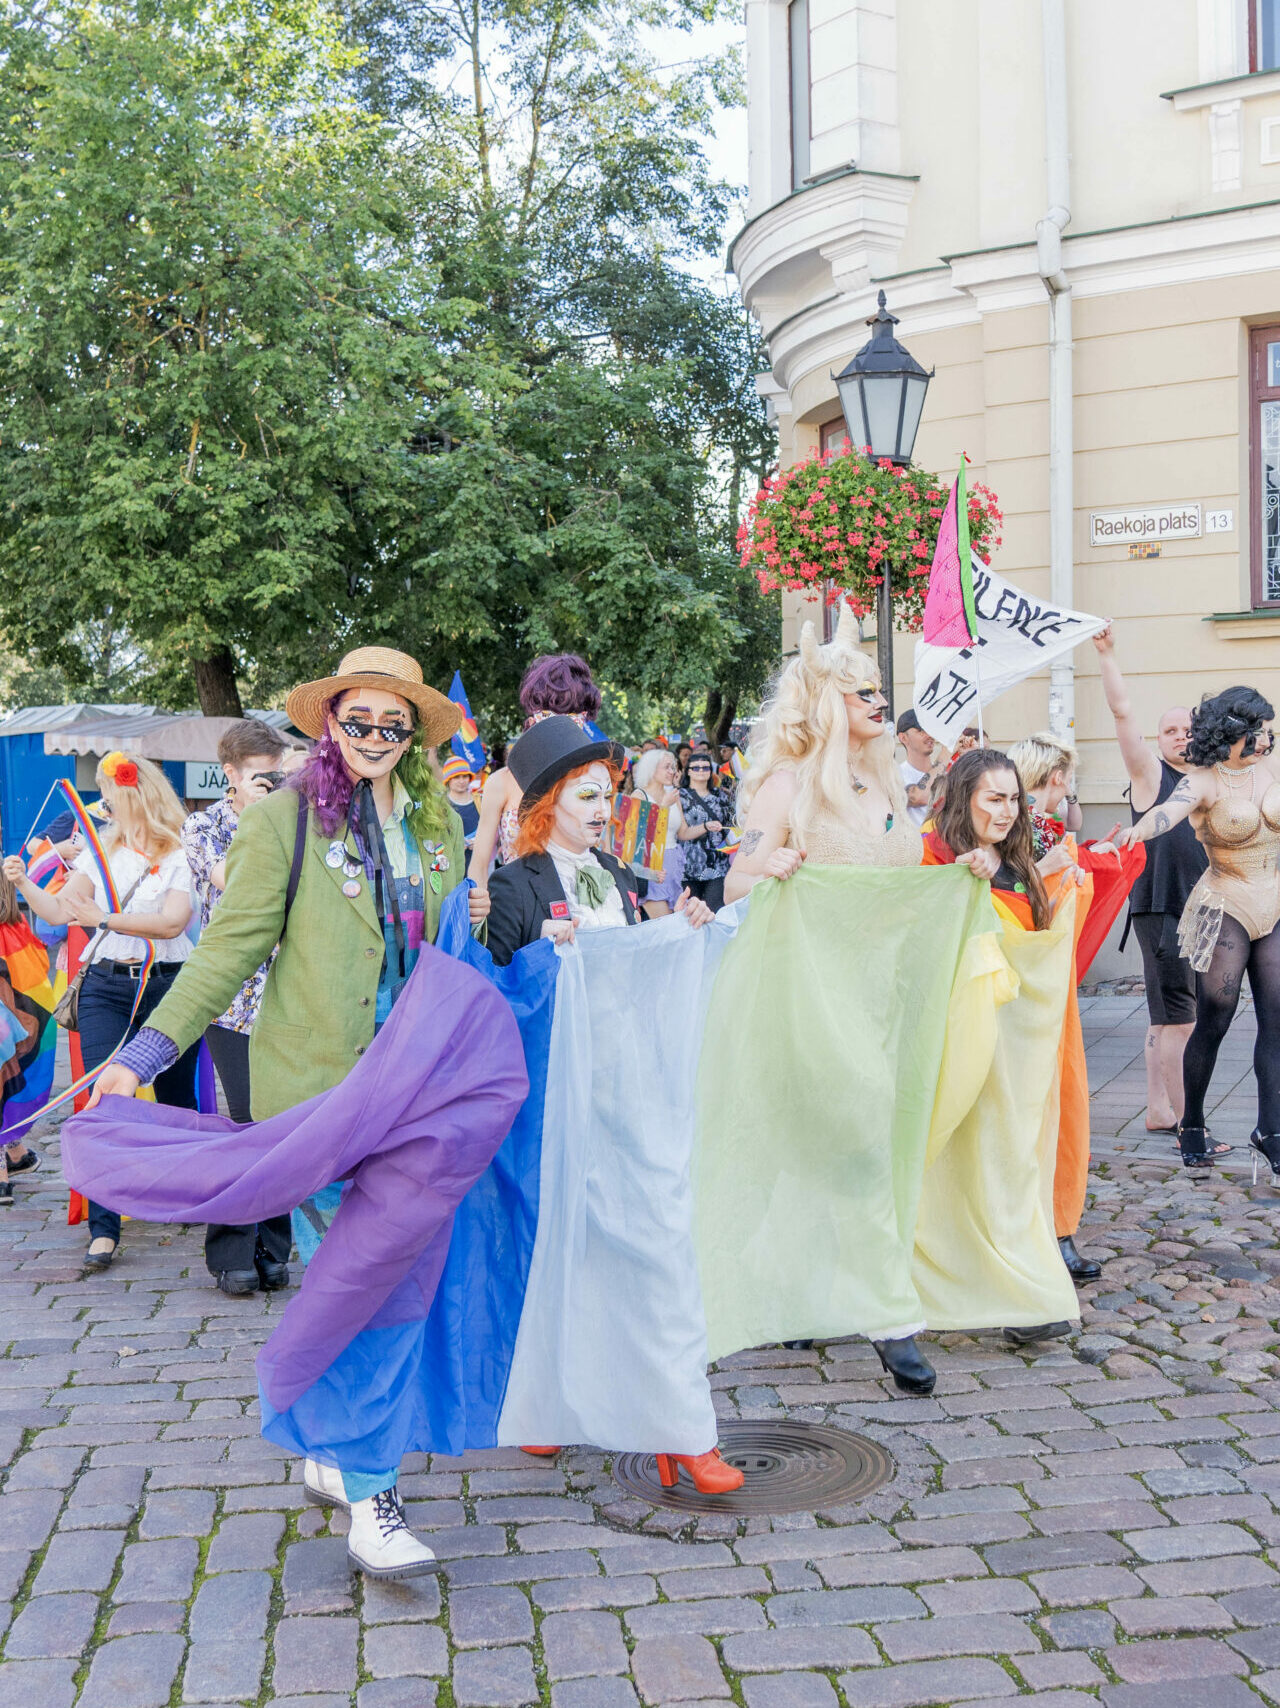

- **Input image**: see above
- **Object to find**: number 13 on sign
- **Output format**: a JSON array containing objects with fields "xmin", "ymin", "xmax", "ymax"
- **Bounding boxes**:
[{"xmin": 1206, "ymin": 510, "xmax": 1234, "ymax": 533}]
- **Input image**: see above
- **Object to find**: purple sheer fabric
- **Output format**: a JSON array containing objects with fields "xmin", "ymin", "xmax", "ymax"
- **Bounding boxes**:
[{"xmin": 60, "ymin": 946, "xmax": 528, "ymax": 1412}]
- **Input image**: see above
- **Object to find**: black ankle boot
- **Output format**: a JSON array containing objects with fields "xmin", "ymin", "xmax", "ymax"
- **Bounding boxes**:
[
  {"xmin": 1058, "ymin": 1235, "xmax": 1101, "ymax": 1283},
  {"xmin": 872, "ymin": 1335, "xmax": 936, "ymax": 1395},
  {"xmin": 255, "ymin": 1243, "xmax": 290, "ymax": 1291},
  {"xmin": 781, "ymin": 1340, "xmax": 814, "ymax": 1350}
]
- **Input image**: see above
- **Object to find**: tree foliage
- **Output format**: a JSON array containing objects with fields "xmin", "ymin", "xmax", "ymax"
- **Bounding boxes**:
[{"xmin": 0, "ymin": 0, "xmax": 776, "ymax": 728}]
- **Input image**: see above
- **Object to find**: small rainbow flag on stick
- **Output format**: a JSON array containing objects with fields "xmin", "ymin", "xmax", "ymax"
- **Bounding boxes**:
[{"xmin": 449, "ymin": 672, "xmax": 487, "ymax": 772}]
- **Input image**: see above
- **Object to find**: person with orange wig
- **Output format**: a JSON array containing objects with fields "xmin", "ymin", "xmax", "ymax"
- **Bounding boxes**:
[{"xmin": 483, "ymin": 715, "xmax": 739, "ymax": 1496}]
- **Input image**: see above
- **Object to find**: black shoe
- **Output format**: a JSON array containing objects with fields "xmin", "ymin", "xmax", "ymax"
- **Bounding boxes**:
[
  {"xmin": 782, "ymin": 1340, "xmax": 814, "ymax": 1350},
  {"xmin": 6, "ymin": 1146, "xmax": 40, "ymax": 1176},
  {"xmin": 255, "ymin": 1245, "xmax": 290, "ymax": 1291},
  {"xmin": 1058, "ymin": 1235, "xmax": 1101, "ymax": 1283},
  {"xmin": 1003, "ymin": 1322, "xmax": 1071, "ymax": 1345},
  {"xmin": 1177, "ymin": 1123, "xmax": 1231, "ymax": 1168},
  {"xmin": 0, "ymin": 1181, "xmax": 12, "ymax": 1208},
  {"xmin": 873, "ymin": 1335, "xmax": 936, "ymax": 1395},
  {"xmin": 1249, "ymin": 1131, "xmax": 1280, "ymax": 1184},
  {"xmin": 215, "ymin": 1269, "xmax": 259, "ymax": 1297},
  {"xmin": 83, "ymin": 1238, "xmax": 116, "ymax": 1271}
]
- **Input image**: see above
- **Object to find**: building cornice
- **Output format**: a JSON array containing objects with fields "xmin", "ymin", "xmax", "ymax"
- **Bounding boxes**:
[
  {"xmin": 754, "ymin": 197, "xmax": 1280, "ymax": 407},
  {"xmin": 1160, "ymin": 66, "xmax": 1280, "ymax": 107}
]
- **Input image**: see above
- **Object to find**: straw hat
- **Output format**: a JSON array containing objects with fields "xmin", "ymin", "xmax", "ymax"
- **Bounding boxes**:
[{"xmin": 286, "ymin": 647, "xmax": 461, "ymax": 748}]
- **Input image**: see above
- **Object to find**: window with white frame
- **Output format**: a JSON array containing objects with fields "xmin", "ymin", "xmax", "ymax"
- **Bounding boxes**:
[
  {"xmin": 1252, "ymin": 325, "xmax": 1280, "ymax": 606},
  {"xmin": 1251, "ymin": 0, "xmax": 1280, "ymax": 70},
  {"xmin": 789, "ymin": 0, "xmax": 811, "ymax": 191}
]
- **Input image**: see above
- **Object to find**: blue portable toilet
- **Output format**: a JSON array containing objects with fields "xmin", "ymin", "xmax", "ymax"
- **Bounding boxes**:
[{"xmin": 0, "ymin": 706, "xmax": 157, "ymax": 856}]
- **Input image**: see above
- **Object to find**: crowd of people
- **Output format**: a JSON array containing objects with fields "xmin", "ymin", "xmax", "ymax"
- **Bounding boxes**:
[{"xmin": 0, "ymin": 619, "xmax": 1274, "ymax": 1581}]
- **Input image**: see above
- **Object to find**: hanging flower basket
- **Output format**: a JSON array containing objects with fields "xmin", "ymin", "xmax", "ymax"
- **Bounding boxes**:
[{"xmin": 736, "ymin": 444, "xmax": 1003, "ymax": 632}]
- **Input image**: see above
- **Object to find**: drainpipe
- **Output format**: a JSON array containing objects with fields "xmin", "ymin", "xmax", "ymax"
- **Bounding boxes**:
[{"xmin": 1037, "ymin": 0, "xmax": 1074, "ymax": 738}]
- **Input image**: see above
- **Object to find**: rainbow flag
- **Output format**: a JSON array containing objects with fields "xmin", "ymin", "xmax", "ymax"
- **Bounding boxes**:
[
  {"xmin": 448, "ymin": 672, "xmax": 487, "ymax": 771},
  {"xmin": 0, "ymin": 920, "xmax": 61, "ymax": 1140},
  {"xmin": 24, "ymin": 836, "xmax": 69, "ymax": 894}
]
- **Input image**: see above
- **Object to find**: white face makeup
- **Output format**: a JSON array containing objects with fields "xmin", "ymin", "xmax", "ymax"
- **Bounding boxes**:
[
  {"xmin": 327, "ymin": 688, "xmax": 415, "ymax": 784},
  {"xmin": 1158, "ymin": 708, "xmax": 1192, "ymax": 765},
  {"xmin": 970, "ymin": 768, "xmax": 1021, "ymax": 847},
  {"xmin": 551, "ymin": 761, "xmax": 614, "ymax": 854},
  {"xmin": 843, "ymin": 682, "xmax": 888, "ymax": 742}
]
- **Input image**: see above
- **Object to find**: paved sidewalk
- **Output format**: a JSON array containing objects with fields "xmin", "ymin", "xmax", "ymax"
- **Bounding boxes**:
[{"xmin": 2, "ymin": 1000, "xmax": 1279, "ymax": 1708}]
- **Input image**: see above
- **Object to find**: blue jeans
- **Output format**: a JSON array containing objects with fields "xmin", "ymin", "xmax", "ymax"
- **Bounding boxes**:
[{"xmin": 76, "ymin": 962, "xmax": 200, "ymax": 1242}]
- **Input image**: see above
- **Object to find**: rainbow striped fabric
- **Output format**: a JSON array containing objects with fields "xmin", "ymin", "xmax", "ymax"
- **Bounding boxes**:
[
  {"xmin": 609, "ymin": 795, "xmax": 669, "ymax": 876},
  {"xmin": 0, "ymin": 920, "xmax": 61, "ymax": 1139}
]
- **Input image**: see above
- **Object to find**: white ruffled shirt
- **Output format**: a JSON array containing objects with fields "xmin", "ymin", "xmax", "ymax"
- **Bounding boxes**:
[
  {"xmin": 547, "ymin": 841, "xmax": 628, "ymax": 933},
  {"xmin": 72, "ymin": 845, "xmax": 195, "ymax": 963}
]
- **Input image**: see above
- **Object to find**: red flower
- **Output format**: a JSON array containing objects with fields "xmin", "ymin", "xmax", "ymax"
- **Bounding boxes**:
[{"xmin": 113, "ymin": 761, "xmax": 139, "ymax": 788}]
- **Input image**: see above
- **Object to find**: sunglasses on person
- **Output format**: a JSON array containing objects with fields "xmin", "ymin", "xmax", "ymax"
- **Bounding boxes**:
[{"xmin": 335, "ymin": 717, "xmax": 414, "ymax": 745}]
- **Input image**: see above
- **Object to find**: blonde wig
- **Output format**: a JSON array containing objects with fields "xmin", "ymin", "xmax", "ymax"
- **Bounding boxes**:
[
  {"xmin": 738, "ymin": 604, "xmax": 906, "ymax": 851},
  {"xmin": 96, "ymin": 755, "xmax": 187, "ymax": 861},
  {"xmin": 1007, "ymin": 731, "xmax": 1078, "ymax": 796}
]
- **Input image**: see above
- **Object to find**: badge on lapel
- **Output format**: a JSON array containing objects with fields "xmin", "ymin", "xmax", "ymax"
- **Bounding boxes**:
[{"xmin": 550, "ymin": 901, "xmax": 569, "ymax": 920}]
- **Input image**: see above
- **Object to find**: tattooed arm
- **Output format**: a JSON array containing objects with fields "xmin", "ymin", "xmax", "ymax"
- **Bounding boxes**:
[
  {"xmin": 724, "ymin": 771, "xmax": 803, "ymax": 903},
  {"xmin": 1114, "ymin": 770, "xmax": 1210, "ymax": 849}
]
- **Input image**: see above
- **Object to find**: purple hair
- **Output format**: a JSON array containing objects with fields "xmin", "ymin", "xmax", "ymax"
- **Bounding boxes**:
[
  {"xmin": 290, "ymin": 728, "xmax": 357, "ymax": 838},
  {"xmin": 519, "ymin": 653, "xmax": 601, "ymax": 720}
]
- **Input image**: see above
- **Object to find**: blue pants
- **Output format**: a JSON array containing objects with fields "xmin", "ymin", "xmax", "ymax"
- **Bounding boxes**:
[{"xmin": 77, "ymin": 963, "xmax": 200, "ymax": 1242}]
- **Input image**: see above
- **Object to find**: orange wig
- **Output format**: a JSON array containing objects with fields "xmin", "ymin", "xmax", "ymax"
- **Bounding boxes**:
[{"xmin": 515, "ymin": 761, "xmax": 621, "ymax": 858}]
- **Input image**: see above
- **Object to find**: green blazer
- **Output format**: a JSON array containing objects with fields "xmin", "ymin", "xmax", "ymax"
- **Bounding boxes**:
[{"xmin": 147, "ymin": 786, "xmax": 464, "ymax": 1119}]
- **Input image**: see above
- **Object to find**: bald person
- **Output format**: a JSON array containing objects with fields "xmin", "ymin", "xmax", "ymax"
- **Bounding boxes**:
[{"xmin": 1093, "ymin": 623, "xmax": 1206, "ymax": 1133}]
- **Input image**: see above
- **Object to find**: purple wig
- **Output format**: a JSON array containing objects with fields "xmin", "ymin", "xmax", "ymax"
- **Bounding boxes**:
[
  {"xmin": 290, "ymin": 726, "xmax": 357, "ymax": 839},
  {"xmin": 519, "ymin": 653, "xmax": 601, "ymax": 720}
]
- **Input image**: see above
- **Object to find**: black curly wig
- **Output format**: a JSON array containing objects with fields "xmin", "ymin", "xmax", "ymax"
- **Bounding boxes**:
[{"xmin": 1186, "ymin": 686, "xmax": 1275, "ymax": 767}]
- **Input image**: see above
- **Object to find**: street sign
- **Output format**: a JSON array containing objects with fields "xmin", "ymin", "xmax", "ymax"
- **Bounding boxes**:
[
  {"xmin": 1089, "ymin": 503, "xmax": 1201, "ymax": 546},
  {"xmin": 185, "ymin": 761, "xmax": 227, "ymax": 800},
  {"xmin": 1206, "ymin": 509, "xmax": 1234, "ymax": 532}
]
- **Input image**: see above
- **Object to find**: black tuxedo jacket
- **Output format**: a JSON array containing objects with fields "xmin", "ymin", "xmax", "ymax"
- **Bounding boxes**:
[{"xmin": 486, "ymin": 848, "xmax": 641, "ymax": 967}]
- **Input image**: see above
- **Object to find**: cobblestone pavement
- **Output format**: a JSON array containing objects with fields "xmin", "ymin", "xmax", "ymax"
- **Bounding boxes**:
[{"xmin": 3, "ymin": 993, "xmax": 1279, "ymax": 1708}]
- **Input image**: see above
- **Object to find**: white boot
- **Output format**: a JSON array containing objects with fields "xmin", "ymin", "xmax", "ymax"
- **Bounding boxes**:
[
  {"xmin": 303, "ymin": 1458, "xmax": 349, "ymax": 1509},
  {"xmin": 346, "ymin": 1486, "xmax": 438, "ymax": 1579}
]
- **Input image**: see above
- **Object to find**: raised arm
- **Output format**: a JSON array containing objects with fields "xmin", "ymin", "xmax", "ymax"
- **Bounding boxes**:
[
  {"xmin": 723, "ymin": 771, "xmax": 802, "ymax": 904},
  {"xmin": 470, "ymin": 768, "xmax": 514, "ymax": 885},
  {"xmin": 1115, "ymin": 769, "xmax": 1210, "ymax": 849},
  {"xmin": 1092, "ymin": 623, "xmax": 1161, "ymax": 809},
  {"xmin": 1, "ymin": 856, "xmax": 80, "ymax": 926}
]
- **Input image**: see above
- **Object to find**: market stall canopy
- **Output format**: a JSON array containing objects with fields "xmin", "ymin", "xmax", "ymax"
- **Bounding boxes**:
[
  {"xmin": 37, "ymin": 709, "xmax": 304, "ymax": 762},
  {"xmin": 0, "ymin": 703, "xmax": 158, "ymax": 737}
]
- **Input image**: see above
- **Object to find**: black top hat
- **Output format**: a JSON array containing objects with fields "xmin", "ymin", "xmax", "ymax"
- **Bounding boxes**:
[{"xmin": 508, "ymin": 716, "xmax": 624, "ymax": 815}]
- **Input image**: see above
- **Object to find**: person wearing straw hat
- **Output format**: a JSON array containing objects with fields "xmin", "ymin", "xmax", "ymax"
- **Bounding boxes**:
[{"xmin": 90, "ymin": 646, "xmax": 490, "ymax": 1579}]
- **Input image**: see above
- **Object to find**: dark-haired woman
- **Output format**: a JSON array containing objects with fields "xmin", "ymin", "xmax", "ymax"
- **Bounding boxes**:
[
  {"xmin": 87, "ymin": 647, "xmax": 493, "ymax": 1580},
  {"xmin": 472, "ymin": 654, "xmax": 604, "ymax": 879},
  {"xmin": 921, "ymin": 748, "xmax": 1088, "ymax": 1340},
  {"xmin": 677, "ymin": 751, "xmax": 734, "ymax": 912},
  {"xmin": 1118, "ymin": 686, "xmax": 1280, "ymax": 1173}
]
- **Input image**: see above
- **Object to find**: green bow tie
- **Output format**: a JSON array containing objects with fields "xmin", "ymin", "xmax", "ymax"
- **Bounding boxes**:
[{"xmin": 575, "ymin": 861, "xmax": 616, "ymax": 910}]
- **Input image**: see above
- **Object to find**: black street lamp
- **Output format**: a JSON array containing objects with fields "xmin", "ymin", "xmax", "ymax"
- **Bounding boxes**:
[{"xmin": 832, "ymin": 291, "xmax": 934, "ymax": 719}]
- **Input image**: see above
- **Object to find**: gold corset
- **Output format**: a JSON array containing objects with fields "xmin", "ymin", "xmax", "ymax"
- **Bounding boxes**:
[
  {"xmin": 794, "ymin": 809, "xmax": 923, "ymax": 869},
  {"xmin": 1178, "ymin": 779, "xmax": 1280, "ymax": 969}
]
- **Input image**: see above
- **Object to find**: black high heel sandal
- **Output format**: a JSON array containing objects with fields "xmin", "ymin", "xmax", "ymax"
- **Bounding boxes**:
[
  {"xmin": 872, "ymin": 1335, "xmax": 936, "ymax": 1395},
  {"xmin": 1178, "ymin": 1123, "xmax": 1232, "ymax": 1168},
  {"xmin": 1249, "ymin": 1131, "xmax": 1280, "ymax": 1185}
]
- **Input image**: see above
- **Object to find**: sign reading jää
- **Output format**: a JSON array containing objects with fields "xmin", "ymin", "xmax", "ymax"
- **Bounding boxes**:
[{"xmin": 1089, "ymin": 503, "xmax": 1201, "ymax": 546}]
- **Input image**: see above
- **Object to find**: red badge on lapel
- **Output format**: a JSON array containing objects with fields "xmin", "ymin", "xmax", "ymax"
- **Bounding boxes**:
[
  {"xmin": 628, "ymin": 891, "xmax": 638, "ymax": 909},
  {"xmin": 550, "ymin": 901, "xmax": 569, "ymax": 920}
]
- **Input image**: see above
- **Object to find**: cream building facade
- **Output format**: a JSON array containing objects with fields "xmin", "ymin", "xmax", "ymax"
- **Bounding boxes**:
[{"xmin": 733, "ymin": 0, "xmax": 1280, "ymax": 929}]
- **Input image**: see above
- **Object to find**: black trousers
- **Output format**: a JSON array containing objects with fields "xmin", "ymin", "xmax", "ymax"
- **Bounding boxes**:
[
  {"xmin": 202, "ymin": 1024, "xmax": 292, "ymax": 1275},
  {"xmin": 684, "ymin": 874, "xmax": 726, "ymax": 911},
  {"xmin": 77, "ymin": 962, "xmax": 200, "ymax": 1243}
]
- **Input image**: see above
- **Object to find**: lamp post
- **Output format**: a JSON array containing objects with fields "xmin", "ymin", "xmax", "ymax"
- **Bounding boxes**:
[{"xmin": 832, "ymin": 290, "xmax": 933, "ymax": 722}]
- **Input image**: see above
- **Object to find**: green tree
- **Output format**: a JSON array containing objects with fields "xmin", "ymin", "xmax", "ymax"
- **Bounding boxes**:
[{"xmin": 0, "ymin": 0, "xmax": 776, "ymax": 729}]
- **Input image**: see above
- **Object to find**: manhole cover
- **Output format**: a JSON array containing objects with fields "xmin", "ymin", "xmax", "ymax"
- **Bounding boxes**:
[{"xmin": 613, "ymin": 1421, "xmax": 894, "ymax": 1515}]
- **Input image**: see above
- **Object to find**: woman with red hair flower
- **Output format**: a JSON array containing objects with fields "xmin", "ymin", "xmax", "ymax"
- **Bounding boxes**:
[{"xmin": 3, "ymin": 751, "xmax": 198, "ymax": 1271}]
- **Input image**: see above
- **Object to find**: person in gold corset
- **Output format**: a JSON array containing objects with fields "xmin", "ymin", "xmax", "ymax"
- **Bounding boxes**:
[{"xmin": 1118, "ymin": 686, "xmax": 1280, "ymax": 1174}]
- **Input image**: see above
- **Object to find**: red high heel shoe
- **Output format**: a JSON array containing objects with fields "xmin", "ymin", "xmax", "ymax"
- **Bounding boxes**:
[
  {"xmin": 520, "ymin": 1445, "xmax": 561, "ymax": 1456},
  {"xmin": 655, "ymin": 1449, "xmax": 744, "ymax": 1494}
]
